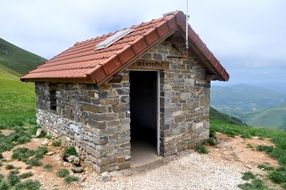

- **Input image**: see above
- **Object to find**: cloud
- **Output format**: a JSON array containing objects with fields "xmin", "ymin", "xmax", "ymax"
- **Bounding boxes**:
[{"xmin": 0, "ymin": 0, "xmax": 285, "ymax": 84}]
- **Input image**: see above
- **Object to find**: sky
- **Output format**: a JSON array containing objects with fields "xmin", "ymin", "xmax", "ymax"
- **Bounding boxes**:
[{"xmin": 1, "ymin": 0, "xmax": 285, "ymax": 86}]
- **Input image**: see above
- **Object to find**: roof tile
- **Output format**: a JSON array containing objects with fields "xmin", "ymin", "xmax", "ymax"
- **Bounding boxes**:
[{"xmin": 21, "ymin": 10, "xmax": 229, "ymax": 83}]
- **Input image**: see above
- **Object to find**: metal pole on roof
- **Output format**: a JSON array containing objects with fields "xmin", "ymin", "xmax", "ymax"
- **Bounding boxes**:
[{"xmin": 186, "ymin": 0, "xmax": 189, "ymax": 50}]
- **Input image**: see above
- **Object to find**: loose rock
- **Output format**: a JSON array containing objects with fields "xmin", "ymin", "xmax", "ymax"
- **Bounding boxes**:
[
  {"xmin": 35, "ymin": 128, "xmax": 43, "ymax": 138},
  {"xmin": 73, "ymin": 157, "xmax": 80, "ymax": 166},
  {"xmin": 99, "ymin": 172, "xmax": 110, "ymax": 182},
  {"xmin": 46, "ymin": 151, "xmax": 56, "ymax": 156},
  {"xmin": 72, "ymin": 166, "xmax": 84, "ymax": 173}
]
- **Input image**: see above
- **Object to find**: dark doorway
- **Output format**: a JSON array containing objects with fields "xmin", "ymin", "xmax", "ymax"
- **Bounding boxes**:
[{"xmin": 130, "ymin": 71, "xmax": 158, "ymax": 164}]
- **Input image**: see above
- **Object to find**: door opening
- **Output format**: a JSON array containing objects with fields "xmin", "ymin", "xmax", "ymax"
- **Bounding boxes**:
[{"xmin": 129, "ymin": 71, "xmax": 160, "ymax": 166}]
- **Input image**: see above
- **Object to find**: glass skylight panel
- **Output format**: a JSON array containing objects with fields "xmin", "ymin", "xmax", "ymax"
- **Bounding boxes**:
[{"xmin": 95, "ymin": 28, "xmax": 133, "ymax": 50}]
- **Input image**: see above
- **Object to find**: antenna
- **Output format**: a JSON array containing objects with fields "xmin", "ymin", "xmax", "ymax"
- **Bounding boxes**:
[
  {"xmin": 166, "ymin": 3, "xmax": 190, "ymax": 59},
  {"xmin": 186, "ymin": 0, "xmax": 189, "ymax": 50}
]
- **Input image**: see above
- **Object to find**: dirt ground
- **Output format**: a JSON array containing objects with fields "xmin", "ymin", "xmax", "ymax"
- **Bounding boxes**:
[
  {"xmin": 0, "ymin": 137, "xmax": 85, "ymax": 190},
  {"xmin": 207, "ymin": 133, "xmax": 278, "ymax": 170},
  {"xmin": 0, "ymin": 132, "xmax": 280, "ymax": 190}
]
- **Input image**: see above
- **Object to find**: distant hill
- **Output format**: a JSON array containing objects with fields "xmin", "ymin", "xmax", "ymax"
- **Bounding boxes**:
[
  {"xmin": 0, "ymin": 38, "xmax": 46, "ymax": 74},
  {"xmin": 211, "ymin": 84, "xmax": 286, "ymax": 118},
  {"xmin": 210, "ymin": 107, "xmax": 245, "ymax": 126},
  {"xmin": 243, "ymin": 105, "xmax": 286, "ymax": 130}
]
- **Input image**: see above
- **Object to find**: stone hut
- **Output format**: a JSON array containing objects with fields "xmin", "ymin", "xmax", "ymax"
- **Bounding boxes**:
[{"xmin": 21, "ymin": 11, "xmax": 229, "ymax": 173}]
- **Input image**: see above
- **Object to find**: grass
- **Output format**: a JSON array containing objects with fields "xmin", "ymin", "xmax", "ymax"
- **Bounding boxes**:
[
  {"xmin": 206, "ymin": 137, "xmax": 217, "ymax": 146},
  {"xmin": 57, "ymin": 168, "xmax": 80, "ymax": 184},
  {"xmin": 0, "ymin": 126, "xmax": 35, "ymax": 155},
  {"xmin": 43, "ymin": 164, "xmax": 53, "ymax": 171},
  {"xmin": 258, "ymin": 163, "xmax": 274, "ymax": 171},
  {"xmin": 238, "ymin": 179, "xmax": 269, "ymax": 190},
  {"xmin": 64, "ymin": 176, "xmax": 79, "ymax": 184},
  {"xmin": 0, "ymin": 169, "xmax": 39, "ymax": 189},
  {"xmin": 57, "ymin": 168, "xmax": 70, "ymax": 178},
  {"xmin": 19, "ymin": 172, "xmax": 33, "ymax": 179},
  {"xmin": 242, "ymin": 172, "xmax": 256, "ymax": 180},
  {"xmin": 195, "ymin": 144, "xmax": 208, "ymax": 154},
  {"xmin": 0, "ymin": 43, "xmax": 43, "ymax": 189},
  {"xmin": 0, "ymin": 68, "xmax": 36, "ymax": 129},
  {"xmin": 52, "ymin": 139, "xmax": 61, "ymax": 147},
  {"xmin": 12, "ymin": 146, "xmax": 48, "ymax": 167},
  {"xmin": 14, "ymin": 180, "xmax": 41, "ymax": 190},
  {"xmin": 0, "ymin": 181, "xmax": 10, "ymax": 190},
  {"xmin": 211, "ymin": 119, "xmax": 286, "ymax": 139},
  {"xmin": 211, "ymin": 118, "xmax": 286, "ymax": 189},
  {"xmin": 7, "ymin": 172, "xmax": 21, "ymax": 186}
]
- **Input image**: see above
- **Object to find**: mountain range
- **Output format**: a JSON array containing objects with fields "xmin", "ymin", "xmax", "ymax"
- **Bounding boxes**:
[{"xmin": 211, "ymin": 84, "xmax": 286, "ymax": 130}]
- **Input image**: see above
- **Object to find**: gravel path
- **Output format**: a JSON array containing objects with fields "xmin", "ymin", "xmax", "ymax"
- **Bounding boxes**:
[{"xmin": 82, "ymin": 150, "xmax": 244, "ymax": 190}]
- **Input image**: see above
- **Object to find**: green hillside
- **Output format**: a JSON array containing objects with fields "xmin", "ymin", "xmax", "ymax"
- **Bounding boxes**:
[
  {"xmin": 210, "ymin": 107, "xmax": 245, "ymax": 125},
  {"xmin": 0, "ymin": 38, "xmax": 46, "ymax": 74},
  {"xmin": 243, "ymin": 105, "xmax": 286, "ymax": 130},
  {"xmin": 0, "ymin": 65, "xmax": 35, "ymax": 128}
]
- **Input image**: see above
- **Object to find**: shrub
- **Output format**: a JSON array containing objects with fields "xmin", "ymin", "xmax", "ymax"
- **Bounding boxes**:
[
  {"xmin": 43, "ymin": 164, "xmax": 53, "ymax": 171},
  {"xmin": 12, "ymin": 146, "xmax": 47, "ymax": 167},
  {"xmin": 206, "ymin": 138, "xmax": 217, "ymax": 146},
  {"xmin": 26, "ymin": 158, "xmax": 42, "ymax": 167},
  {"xmin": 7, "ymin": 172, "xmax": 20, "ymax": 186},
  {"xmin": 0, "ymin": 181, "xmax": 10, "ymax": 190},
  {"xmin": 57, "ymin": 168, "xmax": 70, "ymax": 178},
  {"xmin": 14, "ymin": 180, "xmax": 41, "ymax": 190},
  {"xmin": 256, "ymin": 145, "xmax": 274, "ymax": 154},
  {"xmin": 242, "ymin": 172, "xmax": 256, "ymax": 180},
  {"xmin": 19, "ymin": 172, "xmax": 33, "ymax": 179},
  {"xmin": 5, "ymin": 164, "xmax": 15, "ymax": 170},
  {"xmin": 238, "ymin": 179, "xmax": 268, "ymax": 190},
  {"xmin": 0, "ymin": 174, "xmax": 4, "ymax": 182},
  {"xmin": 64, "ymin": 146, "xmax": 77, "ymax": 156},
  {"xmin": 12, "ymin": 147, "xmax": 34, "ymax": 162},
  {"xmin": 195, "ymin": 144, "xmax": 208, "ymax": 154},
  {"xmin": 64, "ymin": 176, "xmax": 79, "ymax": 184},
  {"xmin": 34, "ymin": 146, "xmax": 48, "ymax": 159},
  {"xmin": 258, "ymin": 163, "xmax": 274, "ymax": 171},
  {"xmin": 9, "ymin": 170, "xmax": 20, "ymax": 175},
  {"xmin": 268, "ymin": 170, "xmax": 286, "ymax": 184},
  {"xmin": 52, "ymin": 140, "xmax": 61, "ymax": 147}
]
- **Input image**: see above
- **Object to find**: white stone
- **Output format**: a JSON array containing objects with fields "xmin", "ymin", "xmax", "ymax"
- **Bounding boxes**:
[
  {"xmin": 172, "ymin": 111, "xmax": 183, "ymax": 117},
  {"xmin": 35, "ymin": 128, "xmax": 43, "ymax": 137},
  {"xmin": 94, "ymin": 92, "xmax": 99, "ymax": 99}
]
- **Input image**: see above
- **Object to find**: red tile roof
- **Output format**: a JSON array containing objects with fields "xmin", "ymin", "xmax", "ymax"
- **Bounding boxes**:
[{"xmin": 21, "ymin": 11, "xmax": 229, "ymax": 83}]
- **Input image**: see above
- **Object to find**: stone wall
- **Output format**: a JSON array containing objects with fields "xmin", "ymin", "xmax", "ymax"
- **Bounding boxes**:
[
  {"xmin": 35, "ymin": 31, "xmax": 210, "ymax": 173},
  {"xmin": 36, "ymin": 70, "xmax": 131, "ymax": 173},
  {"xmin": 140, "ymin": 33, "xmax": 210, "ymax": 156}
]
